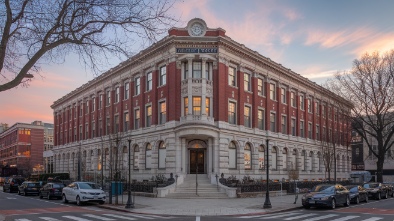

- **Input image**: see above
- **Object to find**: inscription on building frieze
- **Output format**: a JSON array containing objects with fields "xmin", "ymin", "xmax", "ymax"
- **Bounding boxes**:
[{"xmin": 176, "ymin": 48, "xmax": 218, "ymax": 53}]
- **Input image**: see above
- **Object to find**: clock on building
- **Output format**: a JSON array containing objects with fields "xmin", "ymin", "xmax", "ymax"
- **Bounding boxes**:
[{"xmin": 187, "ymin": 19, "xmax": 207, "ymax": 37}]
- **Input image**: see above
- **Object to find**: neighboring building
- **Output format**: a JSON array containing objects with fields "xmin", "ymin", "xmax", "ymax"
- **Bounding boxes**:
[
  {"xmin": 0, "ymin": 123, "xmax": 8, "ymax": 133},
  {"xmin": 51, "ymin": 18, "xmax": 352, "ymax": 183},
  {"xmin": 0, "ymin": 121, "xmax": 53, "ymax": 176}
]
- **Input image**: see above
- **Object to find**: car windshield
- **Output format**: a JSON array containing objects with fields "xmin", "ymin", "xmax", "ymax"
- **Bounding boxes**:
[
  {"xmin": 364, "ymin": 183, "xmax": 379, "ymax": 188},
  {"xmin": 347, "ymin": 186, "xmax": 357, "ymax": 192},
  {"xmin": 27, "ymin": 183, "xmax": 40, "ymax": 187},
  {"xmin": 53, "ymin": 184, "xmax": 64, "ymax": 188},
  {"xmin": 78, "ymin": 183, "xmax": 100, "ymax": 189},
  {"xmin": 311, "ymin": 185, "xmax": 335, "ymax": 193}
]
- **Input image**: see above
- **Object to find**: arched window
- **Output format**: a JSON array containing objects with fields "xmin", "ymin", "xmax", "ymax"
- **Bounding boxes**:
[
  {"xmin": 158, "ymin": 141, "xmax": 166, "ymax": 169},
  {"xmin": 309, "ymin": 151, "xmax": 314, "ymax": 171},
  {"xmin": 271, "ymin": 146, "xmax": 277, "ymax": 170},
  {"xmin": 244, "ymin": 143, "xmax": 251, "ymax": 170},
  {"xmin": 134, "ymin": 145, "xmax": 140, "ymax": 169},
  {"xmin": 145, "ymin": 143, "xmax": 152, "ymax": 169},
  {"xmin": 258, "ymin": 145, "xmax": 265, "ymax": 170},
  {"xmin": 229, "ymin": 141, "xmax": 237, "ymax": 169}
]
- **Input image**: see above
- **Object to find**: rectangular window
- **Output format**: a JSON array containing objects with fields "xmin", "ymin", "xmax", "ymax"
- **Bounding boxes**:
[
  {"xmin": 159, "ymin": 66, "xmax": 166, "ymax": 86},
  {"xmin": 92, "ymin": 122, "xmax": 95, "ymax": 138},
  {"xmin": 85, "ymin": 123, "xmax": 88, "ymax": 139},
  {"xmin": 74, "ymin": 127, "xmax": 77, "ymax": 141},
  {"xmin": 291, "ymin": 92, "xmax": 296, "ymax": 107},
  {"xmin": 192, "ymin": 97, "xmax": 201, "ymax": 115},
  {"xmin": 270, "ymin": 83, "xmax": 276, "ymax": 100},
  {"xmin": 79, "ymin": 103, "xmax": 83, "ymax": 116},
  {"xmin": 307, "ymin": 99, "xmax": 312, "ymax": 113},
  {"xmin": 270, "ymin": 113, "xmax": 276, "ymax": 132},
  {"xmin": 244, "ymin": 106, "xmax": 251, "ymax": 128},
  {"xmin": 135, "ymin": 77, "xmax": 140, "ymax": 95},
  {"xmin": 244, "ymin": 73, "xmax": 251, "ymax": 91},
  {"xmin": 322, "ymin": 105, "xmax": 326, "ymax": 118},
  {"xmin": 114, "ymin": 115, "xmax": 119, "ymax": 132},
  {"xmin": 299, "ymin": 95, "xmax": 304, "ymax": 110},
  {"xmin": 184, "ymin": 97, "xmax": 188, "ymax": 115},
  {"xmin": 281, "ymin": 115, "xmax": 287, "ymax": 134},
  {"xmin": 79, "ymin": 125, "xmax": 82, "ymax": 140},
  {"xmin": 106, "ymin": 117, "xmax": 110, "ymax": 135},
  {"xmin": 300, "ymin": 120, "xmax": 304, "ymax": 137},
  {"xmin": 315, "ymin": 102, "xmax": 319, "ymax": 115},
  {"xmin": 92, "ymin": 98, "xmax": 95, "ymax": 112},
  {"xmin": 106, "ymin": 90, "xmax": 111, "ymax": 106},
  {"xmin": 124, "ymin": 82, "xmax": 129, "ymax": 100},
  {"xmin": 228, "ymin": 67, "xmax": 236, "ymax": 86},
  {"xmin": 98, "ymin": 120, "xmax": 102, "ymax": 137},
  {"xmin": 228, "ymin": 102, "xmax": 236, "ymax": 124},
  {"xmin": 316, "ymin": 125, "xmax": 320, "ymax": 140},
  {"xmin": 258, "ymin": 78, "xmax": 264, "ymax": 96},
  {"xmin": 328, "ymin": 107, "xmax": 331, "ymax": 119},
  {"xmin": 115, "ymin": 87, "xmax": 120, "ymax": 103},
  {"xmin": 308, "ymin": 122, "xmax": 312, "ymax": 139},
  {"xmin": 99, "ymin": 94, "xmax": 103, "ymax": 109},
  {"xmin": 134, "ymin": 109, "xmax": 140, "ymax": 129},
  {"xmin": 85, "ymin": 101, "xmax": 89, "ymax": 114},
  {"xmin": 258, "ymin": 109, "xmax": 265, "ymax": 130},
  {"xmin": 205, "ymin": 97, "xmax": 210, "ymax": 116},
  {"xmin": 192, "ymin": 62, "xmax": 202, "ymax": 78},
  {"xmin": 124, "ymin": 112, "xmax": 129, "ymax": 131},
  {"xmin": 146, "ymin": 106, "xmax": 152, "ymax": 127},
  {"xmin": 146, "ymin": 72, "xmax": 152, "ymax": 91},
  {"xmin": 159, "ymin": 101, "xmax": 166, "ymax": 124},
  {"xmin": 281, "ymin": 88, "xmax": 286, "ymax": 104},
  {"xmin": 183, "ymin": 62, "xmax": 188, "ymax": 79},
  {"xmin": 291, "ymin": 118, "xmax": 296, "ymax": 136}
]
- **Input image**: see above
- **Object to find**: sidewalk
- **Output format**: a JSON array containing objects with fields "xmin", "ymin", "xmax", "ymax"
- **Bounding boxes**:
[{"xmin": 99, "ymin": 193, "xmax": 303, "ymax": 216}]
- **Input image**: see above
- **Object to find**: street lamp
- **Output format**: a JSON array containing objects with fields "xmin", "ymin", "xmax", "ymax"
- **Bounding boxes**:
[
  {"xmin": 263, "ymin": 139, "xmax": 272, "ymax": 208},
  {"xmin": 125, "ymin": 138, "xmax": 134, "ymax": 209}
]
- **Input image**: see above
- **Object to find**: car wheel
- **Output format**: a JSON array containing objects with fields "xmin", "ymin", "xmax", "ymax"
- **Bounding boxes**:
[
  {"xmin": 384, "ymin": 191, "xmax": 388, "ymax": 199},
  {"xmin": 344, "ymin": 196, "xmax": 350, "ymax": 207},
  {"xmin": 365, "ymin": 195, "xmax": 369, "ymax": 203},
  {"xmin": 39, "ymin": 192, "xmax": 43, "ymax": 199},
  {"xmin": 76, "ymin": 196, "xmax": 82, "ymax": 206},
  {"xmin": 62, "ymin": 194, "xmax": 68, "ymax": 204},
  {"xmin": 331, "ymin": 199, "xmax": 336, "ymax": 209},
  {"xmin": 47, "ymin": 192, "xmax": 51, "ymax": 200},
  {"xmin": 355, "ymin": 196, "xmax": 359, "ymax": 204}
]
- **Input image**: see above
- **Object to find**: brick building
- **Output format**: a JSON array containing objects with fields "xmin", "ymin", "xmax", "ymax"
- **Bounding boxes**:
[
  {"xmin": 51, "ymin": 18, "xmax": 352, "ymax": 183},
  {"xmin": 0, "ymin": 121, "xmax": 53, "ymax": 176}
]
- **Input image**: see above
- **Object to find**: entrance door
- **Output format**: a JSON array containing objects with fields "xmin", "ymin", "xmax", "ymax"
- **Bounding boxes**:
[{"xmin": 190, "ymin": 149, "xmax": 205, "ymax": 174}]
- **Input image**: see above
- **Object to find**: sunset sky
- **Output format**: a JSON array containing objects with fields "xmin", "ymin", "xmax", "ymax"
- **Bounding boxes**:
[{"xmin": 1, "ymin": 0, "xmax": 394, "ymax": 126}]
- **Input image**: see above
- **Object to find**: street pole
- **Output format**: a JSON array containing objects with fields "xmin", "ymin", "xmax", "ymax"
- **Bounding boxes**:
[
  {"xmin": 125, "ymin": 138, "xmax": 134, "ymax": 208},
  {"xmin": 334, "ymin": 143, "xmax": 336, "ymax": 184},
  {"xmin": 78, "ymin": 142, "xmax": 81, "ymax": 181},
  {"xmin": 263, "ymin": 139, "xmax": 272, "ymax": 208}
]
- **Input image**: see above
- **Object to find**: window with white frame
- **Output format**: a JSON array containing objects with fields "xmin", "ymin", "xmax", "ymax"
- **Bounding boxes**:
[
  {"xmin": 184, "ymin": 97, "xmax": 188, "ymax": 115},
  {"xmin": 322, "ymin": 105, "xmax": 326, "ymax": 118},
  {"xmin": 92, "ymin": 98, "xmax": 95, "ymax": 112},
  {"xmin": 145, "ymin": 143, "xmax": 152, "ymax": 169},
  {"xmin": 135, "ymin": 77, "xmax": 140, "ymax": 95},
  {"xmin": 124, "ymin": 112, "xmax": 129, "ymax": 131},
  {"xmin": 134, "ymin": 145, "xmax": 140, "ymax": 169},
  {"xmin": 308, "ymin": 122, "xmax": 312, "ymax": 139},
  {"xmin": 315, "ymin": 101, "xmax": 319, "ymax": 115},
  {"xmin": 291, "ymin": 118, "xmax": 296, "ymax": 136},
  {"xmin": 193, "ymin": 62, "xmax": 202, "ymax": 78},
  {"xmin": 307, "ymin": 98, "xmax": 312, "ymax": 113},
  {"xmin": 244, "ymin": 73, "xmax": 251, "ymax": 91},
  {"xmin": 316, "ymin": 125, "xmax": 320, "ymax": 140},
  {"xmin": 229, "ymin": 141, "xmax": 237, "ymax": 169},
  {"xmin": 281, "ymin": 88, "xmax": 286, "ymax": 104},
  {"xmin": 79, "ymin": 125, "xmax": 82, "ymax": 140},
  {"xmin": 244, "ymin": 106, "xmax": 251, "ymax": 128},
  {"xmin": 258, "ymin": 78, "xmax": 264, "ymax": 96},
  {"xmin": 281, "ymin": 115, "xmax": 287, "ymax": 134},
  {"xmin": 85, "ymin": 101, "xmax": 89, "ymax": 114},
  {"xmin": 300, "ymin": 120, "xmax": 304, "ymax": 137},
  {"xmin": 228, "ymin": 67, "xmax": 236, "ymax": 86},
  {"xmin": 146, "ymin": 105, "xmax": 152, "ymax": 127},
  {"xmin": 159, "ymin": 66, "xmax": 166, "ymax": 86},
  {"xmin": 115, "ymin": 87, "xmax": 120, "ymax": 103},
  {"xmin": 205, "ymin": 97, "xmax": 210, "ymax": 116},
  {"xmin": 85, "ymin": 123, "xmax": 88, "ymax": 139},
  {"xmin": 270, "ymin": 112, "xmax": 276, "ymax": 132},
  {"xmin": 299, "ymin": 95, "xmax": 304, "ymax": 110},
  {"xmin": 134, "ymin": 109, "xmax": 140, "ymax": 129},
  {"xmin": 79, "ymin": 102, "xmax": 83, "ymax": 116},
  {"xmin": 146, "ymin": 72, "xmax": 152, "ymax": 91},
  {"xmin": 92, "ymin": 122, "xmax": 95, "ymax": 138},
  {"xmin": 244, "ymin": 143, "xmax": 251, "ymax": 170},
  {"xmin": 258, "ymin": 109, "xmax": 265, "ymax": 130},
  {"xmin": 158, "ymin": 142, "xmax": 166, "ymax": 169},
  {"xmin": 106, "ymin": 90, "xmax": 111, "ymax": 106},
  {"xmin": 291, "ymin": 92, "xmax": 296, "ymax": 107},
  {"xmin": 228, "ymin": 101, "xmax": 236, "ymax": 124},
  {"xmin": 99, "ymin": 94, "xmax": 103, "ymax": 109},
  {"xmin": 124, "ymin": 82, "xmax": 129, "ymax": 100},
  {"xmin": 192, "ymin": 97, "xmax": 201, "ymax": 115},
  {"xmin": 270, "ymin": 83, "xmax": 276, "ymax": 100},
  {"xmin": 159, "ymin": 101, "xmax": 166, "ymax": 124}
]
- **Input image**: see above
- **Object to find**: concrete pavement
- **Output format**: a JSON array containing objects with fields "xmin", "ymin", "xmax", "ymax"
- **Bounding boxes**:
[{"xmin": 99, "ymin": 193, "xmax": 303, "ymax": 216}]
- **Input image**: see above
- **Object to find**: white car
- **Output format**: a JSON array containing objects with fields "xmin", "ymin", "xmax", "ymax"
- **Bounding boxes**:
[{"xmin": 62, "ymin": 182, "xmax": 106, "ymax": 206}]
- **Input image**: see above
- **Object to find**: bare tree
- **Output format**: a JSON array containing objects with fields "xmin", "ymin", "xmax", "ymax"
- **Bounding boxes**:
[
  {"xmin": 326, "ymin": 50, "xmax": 394, "ymax": 182},
  {"xmin": 0, "ymin": 0, "xmax": 177, "ymax": 92}
]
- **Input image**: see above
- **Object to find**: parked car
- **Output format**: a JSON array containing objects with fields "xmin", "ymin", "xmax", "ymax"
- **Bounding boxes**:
[
  {"xmin": 382, "ymin": 182, "xmax": 394, "ymax": 197},
  {"xmin": 301, "ymin": 184, "xmax": 350, "ymax": 209},
  {"xmin": 363, "ymin": 182, "xmax": 390, "ymax": 200},
  {"xmin": 3, "ymin": 177, "xmax": 25, "ymax": 193},
  {"xmin": 62, "ymin": 182, "xmax": 105, "ymax": 206},
  {"xmin": 39, "ymin": 182, "xmax": 65, "ymax": 199},
  {"xmin": 18, "ymin": 181, "xmax": 41, "ymax": 196},
  {"xmin": 345, "ymin": 185, "xmax": 368, "ymax": 204}
]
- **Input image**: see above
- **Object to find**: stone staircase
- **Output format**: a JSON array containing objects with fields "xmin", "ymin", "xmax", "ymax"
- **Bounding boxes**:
[{"xmin": 166, "ymin": 174, "xmax": 228, "ymax": 199}]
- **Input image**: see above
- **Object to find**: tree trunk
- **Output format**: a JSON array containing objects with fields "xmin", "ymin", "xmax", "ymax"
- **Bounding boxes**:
[{"xmin": 376, "ymin": 157, "xmax": 384, "ymax": 182}]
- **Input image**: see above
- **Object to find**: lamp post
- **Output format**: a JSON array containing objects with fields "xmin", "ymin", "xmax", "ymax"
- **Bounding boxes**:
[
  {"xmin": 125, "ymin": 138, "xmax": 134, "ymax": 208},
  {"xmin": 78, "ymin": 142, "xmax": 82, "ymax": 181},
  {"xmin": 263, "ymin": 139, "xmax": 272, "ymax": 208}
]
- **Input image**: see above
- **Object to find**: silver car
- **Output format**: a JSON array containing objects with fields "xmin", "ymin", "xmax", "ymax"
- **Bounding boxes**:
[{"xmin": 62, "ymin": 182, "xmax": 105, "ymax": 206}]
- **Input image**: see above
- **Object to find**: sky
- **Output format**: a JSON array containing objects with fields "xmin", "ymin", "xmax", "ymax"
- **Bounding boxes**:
[{"xmin": 1, "ymin": 0, "xmax": 394, "ymax": 126}]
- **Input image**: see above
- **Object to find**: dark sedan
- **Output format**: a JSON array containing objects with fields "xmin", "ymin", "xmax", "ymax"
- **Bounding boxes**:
[
  {"xmin": 302, "ymin": 184, "xmax": 350, "ymax": 209},
  {"xmin": 345, "ymin": 185, "xmax": 368, "ymax": 204},
  {"xmin": 363, "ymin": 182, "xmax": 389, "ymax": 200},
  {"xmin": 18, "ymin": 181, "xmax": 41, "ymax": 196},
  {"xmin": 39, "ymin": 182, "xmax": 65, "ymax": 200}
]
